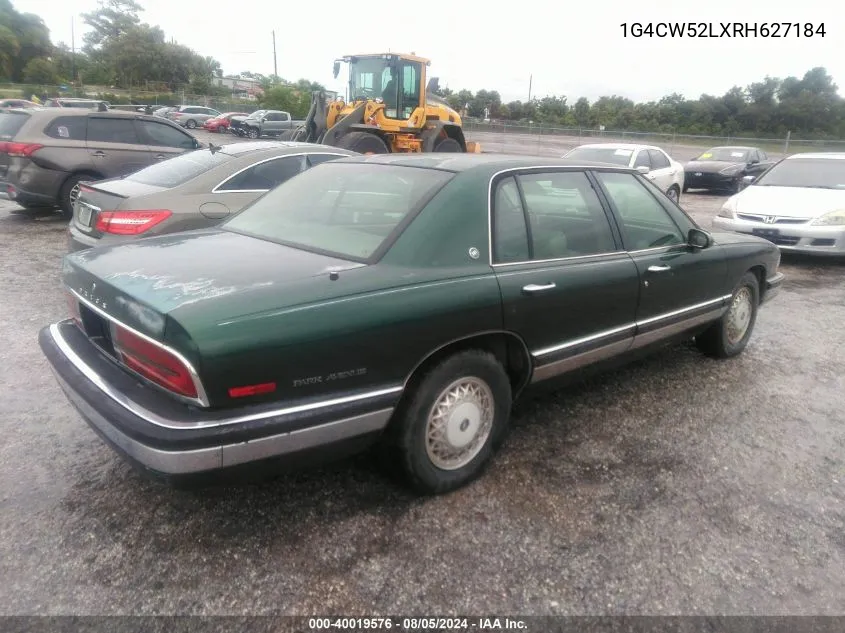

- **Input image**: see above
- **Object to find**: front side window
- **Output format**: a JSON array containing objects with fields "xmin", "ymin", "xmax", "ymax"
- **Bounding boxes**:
[
  {"xmin": 223, "ymin": 163, "xmax": 454, "ymax": 261},
  {"xmin": 137, "ymin": 120, "xmax": 195, "ymax": 149},
  {"xmin": 595, "ymin": 171, "xmax": 685, "ymax": 250},
  {"xmin": 634, "ymin": 151, "xmax": 651, "ymax": 169}
]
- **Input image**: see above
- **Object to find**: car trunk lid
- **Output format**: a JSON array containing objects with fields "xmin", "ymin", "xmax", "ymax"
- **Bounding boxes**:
[{"xmin": 73, "ymin": 179, "xmax": 168, "ymax": 237}]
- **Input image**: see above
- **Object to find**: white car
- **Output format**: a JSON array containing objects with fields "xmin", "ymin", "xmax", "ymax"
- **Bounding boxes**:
[
  {"xmin": 563, "ymin": 143, "xmax": 685, "ymax": 203},
  {"xmin": 713, "ymin": 152, "xmax": 845, "ymax": 256}
]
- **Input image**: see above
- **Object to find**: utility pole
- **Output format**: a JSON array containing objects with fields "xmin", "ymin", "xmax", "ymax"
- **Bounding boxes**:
[
  {"xmin": 272, "ymin": 31, "xmax": 278, "ymax": 81},
  {"xmin": 71, "ymin": 17, "xmax": 76, "ymax": 83},
  {"xmin": 528, "ymin": 74, "xmax": 532, "ymax": 102}
]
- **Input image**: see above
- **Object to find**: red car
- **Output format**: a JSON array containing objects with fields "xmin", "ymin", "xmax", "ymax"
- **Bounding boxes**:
[{"xmin": 203, "ymin": 112, "xmax": 249, "ymax": 134}]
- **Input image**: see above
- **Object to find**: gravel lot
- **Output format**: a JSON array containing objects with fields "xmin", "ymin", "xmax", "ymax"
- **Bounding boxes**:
[{"xmin": 1, "ymin": 131, "xmax": 844, "ymax": 616}]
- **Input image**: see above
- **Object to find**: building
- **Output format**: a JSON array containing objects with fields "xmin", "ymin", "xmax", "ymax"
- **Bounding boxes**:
[{"xmin": 215, "ymin": 76, "xmax": 264, "ymax": 100}]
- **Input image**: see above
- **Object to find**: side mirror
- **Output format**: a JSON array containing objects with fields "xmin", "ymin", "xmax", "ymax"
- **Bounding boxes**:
[
  {"xmin": 333, "ymin": 60, "xmax": 341, "ymax": 79},
  {"xmin": 636, "ymin": 165, "xmax": 650, "ymax": 174},
  {"xmin": 688, "ymin": 228, "xmax": 712, "ymax": 249},
  {"xmin": 742, "ymin": 175, "xmax": 756, "ymax": 185}
]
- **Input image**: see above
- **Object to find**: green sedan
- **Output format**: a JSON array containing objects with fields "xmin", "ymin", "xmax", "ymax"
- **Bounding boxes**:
[{"xmin": 39, "ymin": 154, "xmax": 785, "ymax": 494}]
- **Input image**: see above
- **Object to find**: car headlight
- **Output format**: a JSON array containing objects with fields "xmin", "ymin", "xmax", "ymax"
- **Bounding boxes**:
[
  {"xmin": 810, "ymin": 209, "xmax": 845, "ymax": 226},
  {"xmin": 719, "ymin": 165, "xmax": 743, "ymax": 175},
  {"xmin": 718, "ymin": 197, "xmax": 738, "ymax": 219}
]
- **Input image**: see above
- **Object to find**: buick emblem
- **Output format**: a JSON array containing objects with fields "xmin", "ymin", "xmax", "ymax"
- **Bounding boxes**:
[{"xmin": 764, "ymin": 216, "xmax": 777, "ymax": 224}]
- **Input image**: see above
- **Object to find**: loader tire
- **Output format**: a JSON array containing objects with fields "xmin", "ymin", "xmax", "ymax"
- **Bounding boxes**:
[
  {"xmin": 433, "ymin": 137, "xmax": 463, "ymax": 152},
  {"xmin": 335, "ymin": 131, "xmax": 389, "ymax": 154},
  {"xmin": 278, "ymin": 129, "xmax": 295, "ymax": 141}
]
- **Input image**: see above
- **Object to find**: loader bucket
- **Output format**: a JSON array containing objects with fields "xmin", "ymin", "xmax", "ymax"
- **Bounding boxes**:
[{"xmin": 465, "ymin": 141, "xmax": 482, "ymax": 153}]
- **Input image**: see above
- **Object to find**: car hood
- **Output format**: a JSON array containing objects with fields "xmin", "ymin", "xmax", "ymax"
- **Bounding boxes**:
[
  {"xmin": 62, "ymin": 229, "xmax": 364, "ymax": 338},
  {"xmin": 685, "ymin": 160, "xmax": 743, "ymax": 173},
  {"xmin": 732, "ymin": 185, "xmax": 845, "ymax": 219}
]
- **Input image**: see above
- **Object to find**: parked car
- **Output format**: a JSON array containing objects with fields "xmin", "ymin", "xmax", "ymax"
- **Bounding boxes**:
[
  {"xmin": 0, "ymin": 109, "xmax": 202, "ymax": 215},
  {"xmin": 202, "ymin": 112, "xmax": 249, "ymax": 134},
  {"xmin": 39, "ymin": 154, "xmax": 784, "ymax": 494},
  {"xmin": 44, "ymin": 98, "xmax": 109, "ymax": 112},
  {"xmin": 228, "ymin": 110, "xmax": 265, "ymax": 136},
  {"xmin": 0, "ymin": 99, "xmax": 41, "ymax": 110},
  {"xmin": 167, "ymin": 105, "xmax": 222, "ymax": 129},
  {"xmin": 713, "ymin": 152, "xmax": 845, "ymax": 255},
  {"xmin": 68, "ymin": 141, "xmax": 357, "ymax": 250},
  {"xmin": 684, "ymin": 146, "xmax": 775, "ymax": 193},
  {"xmin": 563, "ymin": 143, "xmax": 685, "ymax": 203},
  {"xmin": 236, "ymin": 110, "xmax": 303, "ymax": 139},
  {"xmin": 153, "ymin": 106, "xmax": 176, "ymax": 118}
]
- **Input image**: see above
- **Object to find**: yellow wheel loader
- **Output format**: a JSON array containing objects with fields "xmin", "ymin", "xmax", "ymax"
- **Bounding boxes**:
[{"xmin": 282, "ymin": 53, "xmax": 481, "ymax": 154}]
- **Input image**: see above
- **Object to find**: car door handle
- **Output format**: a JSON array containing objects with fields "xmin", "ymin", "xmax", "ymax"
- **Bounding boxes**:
[
  {"xmin": 91, "ymin": 151, "xmax": 105, "ymax": 158},
  {"xmin": 647, "ymin": 265, "xmax": 671, "ymax": 272},
  {"xmin": 522, "ymin": 283, "xmax": 556, "ymax": 294}
]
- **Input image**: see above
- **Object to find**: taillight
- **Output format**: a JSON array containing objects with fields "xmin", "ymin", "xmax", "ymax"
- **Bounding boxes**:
[
  {"xmin": 0, "ymin": 141, "xmax": 43, "ymax": 157},
  {"xmin": 112, "ymin": 325, "xmax": 198, "ymax": 399},
  {"xmin": 95, "ymin": 210, "xmax": 172, "ymax": 235}
]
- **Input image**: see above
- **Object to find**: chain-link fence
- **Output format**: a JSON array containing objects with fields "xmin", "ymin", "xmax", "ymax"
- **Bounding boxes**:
[
  {"xmin": 461, "ymin": 120, "xmax": 845, "ymax": 159},
  {"xmin": 0, "ymin": 82, "xmax": 263, "ymax": 114}
]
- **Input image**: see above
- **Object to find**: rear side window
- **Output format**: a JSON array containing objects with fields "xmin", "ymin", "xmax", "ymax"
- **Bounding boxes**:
[
  {"xmin": 648, "ymin": 150, "xmax": 671, "ymax": 169},
  {"xmin": 126, "ymin": 149, "xmax": 233, "ymax": 188},
  {"xmin": 87, "ymin": 117, "xmax": 142, "ymax": 144},
  {"xmin": 308, "ymin": 153, "xmax": 347, "ymax": 167},
  {"xmin": 218, "ymin": 155, "xmax": 306, "ymax": 191},
  {"xmin": 44, "ymin": 116, "xmax": 88, "ymax": 140},
  {"xmin": 0, "ymin": 112, "xmax": 30, "ymax": 140}
]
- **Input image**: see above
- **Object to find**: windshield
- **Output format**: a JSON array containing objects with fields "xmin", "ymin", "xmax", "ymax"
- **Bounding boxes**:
[
  {"xmin": 0, "ymin": 112, "xmax": 29, "ymax": 140},
  {"xmin": 349, "ymin": 58, "xmax": 394, "ymax": 101},
  {"xmin": 565, "ymin": 147, "xmax": 633, "ymax": 166},
  {"xmin": 126, "ymin": 149, "xmax": 233, "ymax": 188},
  {"xmin": 754, "ymin": 158, "xmax": 845, "ymax": 189},
  {"xmin": 695, "ymin": 147, "xmax": 749, "ymax": 162},
  {"xmin": 223, "ymin": 163, "xmax": 454, "ymax": 261},
  {"xmin": 245, "ymin": 110, "xmax": 265, "ymax": 120}
]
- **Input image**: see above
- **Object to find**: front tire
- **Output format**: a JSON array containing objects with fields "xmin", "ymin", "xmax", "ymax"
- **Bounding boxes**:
[
  {"xmin": 246, "ymin": 126, "xmax": 260, "ymax": 139},
  {"xmin": 388, "ymin": 350, "xmax": 512, "ymax": 494},
  {"xmin": 185, "ymin": 119, "xmax": 197, "ymax": 129},
  {"xmin": 335, "ymin": 131, "xmax": 390, "ymax": 154},
  {"xmin": 696, "ymin": 272, "xmax": 760, "ymax": 358}
]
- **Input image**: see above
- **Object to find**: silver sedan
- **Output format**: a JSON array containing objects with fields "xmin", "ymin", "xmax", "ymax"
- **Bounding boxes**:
[
  {"xmin": 713, "ymin": 152, "xmax": 845, "ymax": 256},
  {"xmin": 67, "ymin": 141, "xmax": 357, "ymax": 251}
]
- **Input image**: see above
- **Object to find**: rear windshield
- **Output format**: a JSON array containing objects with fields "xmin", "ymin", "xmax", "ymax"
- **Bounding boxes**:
[
  {"xmin": 0, "ymin": 112, "xmax": 29, "ymax": 140},
  {"xmin": 125, "ymin": 149, "xmax": 233, "ymax": 188},
  {"xmin": 566, "ymin": 147, "xmax": 633, "ymax": 166},
  {"xmin": 754, "ymin": 158, "xmax": 845, "ymax": 189},
  {"xmin": 223, "ymin": 163, "xmax": 455, "ymax": 261}
]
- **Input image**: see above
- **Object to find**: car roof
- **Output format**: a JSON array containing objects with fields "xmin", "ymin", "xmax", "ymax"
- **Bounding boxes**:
[
  {"xmin": 571, "ymin": 142, "xmax": 664, "ymax": 152},
  {"xmin": 334, "ymin": 153, "xmax": 635, "ymax": 174},
  {"xmin": 21, "ymin": 109, "xmax": 144, "ymax": 120},
  {"xmin": 785, "ymin": 152, "xmax": 845, "ymax": 160},
  {"xmin": 216, "ymin": 141, "xmax": 355, "ymax": 157}
]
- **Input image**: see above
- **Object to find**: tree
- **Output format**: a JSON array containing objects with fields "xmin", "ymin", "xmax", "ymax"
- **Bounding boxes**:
[
  {"xmin": 0, "ymin": 0, "xmax": 52, "ymax": 81},
  {"xmin": 81, "ymin": 0, "xmax": 142, "ymax": 51},
  {"xmin": 22, "ymin": 57, "xmax": 61, "ymax": 84}
]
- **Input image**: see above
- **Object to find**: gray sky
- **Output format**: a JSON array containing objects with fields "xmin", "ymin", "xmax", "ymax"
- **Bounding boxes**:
[{"xmin": 12, "ymin": 0, "xmax": 841, "ymax": 103}]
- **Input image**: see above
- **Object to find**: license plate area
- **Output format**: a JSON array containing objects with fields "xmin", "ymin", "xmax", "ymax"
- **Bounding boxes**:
[
  {"xmin": 752, "ymin": 227, "xmax": 780, "ymax": 240},
  {"xmin": 75, "ymin": 201, "xmax": 97, "ymax": 229}
]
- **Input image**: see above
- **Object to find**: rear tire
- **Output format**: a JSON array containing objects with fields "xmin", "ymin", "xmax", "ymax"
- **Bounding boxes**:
[
  {"xmin": 58, "ymin": 173, "xmax": 92, "ymax": 219},
  {"xmin": 666, "ymin": 185, "xmax": 680, "ymax": 203},
  {"xmin": 335, "ymin": 131, "xmax": 390, "ymax": 154},
  {"xmin": 433, "ymin": 137, "xmax": 463, "ymax": 152},
  {"xmin": 695, "ymin": 272, "xmax": 760, "ymax": 358},
  {"xmin": 384, "ymin": 350, "xmax": 512, "ymax": 494}
]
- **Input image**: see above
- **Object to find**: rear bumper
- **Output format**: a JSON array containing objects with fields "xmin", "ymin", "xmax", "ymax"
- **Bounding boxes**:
[
  {"xmin": 39, "ymin": 321, "xmax": 399, "ymax": 477},
  {"xmin": 0, "ymin": 179, "xmax": 58, "ymax": 206},
  {"xmin": 763, "ymin": 272, "xmax": 785, "ymax": 304}
]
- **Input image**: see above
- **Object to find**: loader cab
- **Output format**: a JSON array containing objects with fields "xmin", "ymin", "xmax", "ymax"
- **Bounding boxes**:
[{"xmin": 343, "ymin": 53, "xmax": 427, "ymax": 121}]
